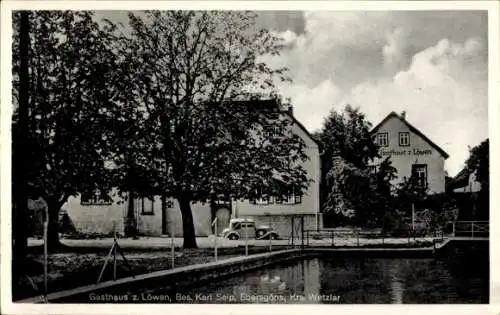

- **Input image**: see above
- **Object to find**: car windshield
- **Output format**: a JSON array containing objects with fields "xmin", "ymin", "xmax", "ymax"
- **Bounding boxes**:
[{"xmin": 231, "ymin": 222, "xmax": 241, "ymax": 230}]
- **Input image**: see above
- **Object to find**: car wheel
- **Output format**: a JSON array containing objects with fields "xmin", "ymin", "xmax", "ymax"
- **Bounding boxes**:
[
  {"xmin": 228, "ymin": 234, "xmax": 239, "ymax": 240},
  {"xmin": 270, "ymin": 234, "xmax": 276, "ymax": 240}
]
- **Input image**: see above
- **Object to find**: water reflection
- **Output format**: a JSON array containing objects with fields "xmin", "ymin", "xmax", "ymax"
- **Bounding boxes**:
[
  {"xmin": 303, "ymin": 259, "xmax": 320, "ymax": 303},
  {"xmin": 175, "ymin": 257, "xmax": 487, "ymax": 304},
  {"xmin": 388, "ymin": 260, "xmax": 404, "ymax": 303}
]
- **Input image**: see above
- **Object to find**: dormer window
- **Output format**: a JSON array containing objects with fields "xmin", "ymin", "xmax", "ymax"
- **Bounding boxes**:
[{"xmin": 376, "ymin": 132, "xmax": 389, "ymax": 147}]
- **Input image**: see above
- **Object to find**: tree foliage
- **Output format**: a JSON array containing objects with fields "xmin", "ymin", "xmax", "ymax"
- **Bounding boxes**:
[
  {"xmin": 10, "ymin": 10, "xmax": 321, "ymax": 250},
  {"xmin": 12, "ymin": 11, "xmax": 119, "ymax": 249},
  {"xmin": 107, "ymin": 11, "xmax": 309, "ymax": 247},
  {"xmin": 317, "ymin": 105, "xmax": 379, "ymax": 169},
  {"xmin": 317, "ymin": 105, "xmax": 382, "ymax": 226},
  {"xmin": 465, "ymin": 139, "xmax": 489, "ymax": 192},
  {"xmin": 465, "ymin": 138, "xmax": 489, "ymax": 219}
]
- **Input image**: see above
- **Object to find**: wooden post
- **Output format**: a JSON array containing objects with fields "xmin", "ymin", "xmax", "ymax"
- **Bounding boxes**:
[
  {"xmin": 213, "ymin": 218, "xmax": 218, "ymax": 262},
  {"xmin": 113, "ymin": 224, "xmax": 117, "ymax": 280},
  {"xmin": 471, "ymin": 222, "xmax": 475, "ymax": 238},
  {"xmin": 452, "ymin": 222, "xmax": 455, "ymax": 237},
  {"xmin": 306, "ymin": 231, "xmax": 309, "ymax": 246},
  {"xmin": 43, "ymin": 209, "xmax": 48, "ymax": 297},
  {"xmin": 161, "ymin": 195, "xmax": 168, "ymax": 235},
  {"xmin": 291, "ymin": 217, "xmax": 295, "ymax": 247},
  {"xmin": 331, "ymin": 231, "xmax": 334, "ymax": 247},
  {"xmin": 301, "ymin": 216, "xmax": 304, "ymax": 249},
  {"xmin": 268, "ymin": 215, "xmax": 272, "ymax": 252},
  {"xmin": 356, "ymin": 231, "xmax": 359, "ymax": 247},
  {"xmin": 171, "ymin": 230, "xmax": 175, "ymax": 268},
  {"xmin": 269, "ymin": 225, "xmax": 272, "ymax": 252},
  {"xmin": 97, "ymin": 242, "xmax": 115, "ymax": 284},
  {"xmin": 245, "ymin": 223, "xmax": 248, "ymax": 256},
  {"xmin": 412, "ymin": 203, "xmax": 415, "ymax": 231}
]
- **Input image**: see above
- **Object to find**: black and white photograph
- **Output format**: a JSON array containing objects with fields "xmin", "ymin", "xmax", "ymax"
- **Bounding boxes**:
[{"xmin": 1, "ymin": 0, "xmax": 498, "ymax": 313}]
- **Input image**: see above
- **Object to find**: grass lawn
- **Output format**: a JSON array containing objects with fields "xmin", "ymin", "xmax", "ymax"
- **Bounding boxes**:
[
  {"xmin": 13, "ymin": 238, "xmax": 436, "ymax": 301},
  {"xmin": 13, "ymin": 245, "xmax": 277, "ymax": 301}
]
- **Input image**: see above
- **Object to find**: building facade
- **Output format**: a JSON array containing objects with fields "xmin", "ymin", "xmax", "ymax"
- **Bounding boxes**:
[
  {"xmin": 63, "ymin": 104, "xmax": 321, "ymax": 239},
  {"xmin": 370, "ymin": 111, "xmax": 449, "ymax": 194}
]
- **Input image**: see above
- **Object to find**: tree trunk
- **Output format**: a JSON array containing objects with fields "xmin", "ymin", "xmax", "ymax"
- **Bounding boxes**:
[
  {"xmin": 46, "ymin": 199, "xmax": 62, "ymax": 251},
  {"xmin": 178, "ymin": 195, "xmax": 197, "ymax": 248},
  {"xmin": 161, "ymin": 194, "xmax": 168, "ymax": 235},
  {"xmin": 12, "ymin": 11, "xmax": 31, "ymax": 285},
  {"xmin": 124, "ymin": 190, "xmax": 137, "ymax": 238}
]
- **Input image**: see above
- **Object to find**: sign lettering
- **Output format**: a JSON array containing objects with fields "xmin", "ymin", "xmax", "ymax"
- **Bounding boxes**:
[{"xmin": 379, "ymin": 148, "xmax": 433, "ymax": 157}]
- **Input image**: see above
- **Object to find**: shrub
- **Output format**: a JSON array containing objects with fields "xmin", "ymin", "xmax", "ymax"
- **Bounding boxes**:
[{"xmin": 381, "ymin": 210, "xmax": 408, "ymax": 237}]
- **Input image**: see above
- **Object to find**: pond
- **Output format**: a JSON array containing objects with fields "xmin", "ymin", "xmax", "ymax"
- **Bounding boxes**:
[{"xmin": 172, "ymin": 256, "xmax": 488, "ymax": 304}]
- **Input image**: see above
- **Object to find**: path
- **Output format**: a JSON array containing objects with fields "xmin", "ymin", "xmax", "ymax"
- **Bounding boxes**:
[{"xmin": 28, "ymin": 236, "xmax": 437, "ymax": 249}]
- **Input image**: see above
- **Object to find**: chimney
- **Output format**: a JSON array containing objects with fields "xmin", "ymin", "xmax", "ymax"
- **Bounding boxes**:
[
  {"xmin": 287, "ymin": 105, "xmax": 294, "ymax": 117},
  {"xmin": 401, "ymin": 110, "xmax": 406, "ymax": 120}
]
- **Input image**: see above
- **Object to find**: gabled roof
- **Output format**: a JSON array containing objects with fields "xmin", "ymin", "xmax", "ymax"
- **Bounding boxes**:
[
  {"xmin": 448, "ymin": 167, "xmax": 471, "ymax": 189},
  {"xmin": 241, "ymin": 98, "xmax": 319, "ymax": 147},
  {"xmin": 371, "ymin": 111, "xmax": 449, "ymax": 159},
  {"xmin": 282, "ymin": 110, "xmax": 320, "ymax": 147}
]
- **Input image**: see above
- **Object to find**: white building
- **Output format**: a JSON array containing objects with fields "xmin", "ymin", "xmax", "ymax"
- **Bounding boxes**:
[
  {"xmin": 370, "ymin": 111, "xmax": 449, "ymax": 194},
  {"xmin": 63, "ymin": 100, "xmax": 321, "ymax": 238}
]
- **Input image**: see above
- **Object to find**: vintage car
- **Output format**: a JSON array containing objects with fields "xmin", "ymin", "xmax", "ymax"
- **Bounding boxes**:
[{"xmin": 222, "ymin": 218, "xmax": 279, "ymax": 240}]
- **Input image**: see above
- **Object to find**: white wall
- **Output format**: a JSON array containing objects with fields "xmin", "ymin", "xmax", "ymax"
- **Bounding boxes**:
[
  {"xmin": 63, "ymin": 189, "xmax": 127, "ymax": 234},
  {"xmin": 371, "ymin": 116, "xmax": 446, "ymax": 194},
  {"xmin": 64, "ymin": 114, "xmax": 321, "ymax": 236},
  {"xmin": 63, "ymin": 192, "xmax": 213, "ymax": 236},
  {"xmin": 236, "ymin": 119, "xmax": 321, "ymax": 217}
]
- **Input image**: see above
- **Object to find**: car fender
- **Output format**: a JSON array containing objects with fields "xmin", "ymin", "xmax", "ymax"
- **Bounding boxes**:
[{"xmin": 256, "ymin": 230, "xmax": 278, "ymax": 240}]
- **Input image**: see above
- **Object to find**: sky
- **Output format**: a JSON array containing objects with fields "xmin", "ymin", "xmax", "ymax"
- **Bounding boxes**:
[{"xmin": 96, "ymin": 10, "xmax": 488, "ymax": 177}]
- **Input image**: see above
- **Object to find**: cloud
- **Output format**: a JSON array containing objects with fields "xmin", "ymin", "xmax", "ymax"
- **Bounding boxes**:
[
  {"xmin": 264, "ymin": 11, "xmax": 487, "ymax": 176},
  {"xmin": 96, "ymin": 11, "xmax": 488, "ymax": 176},
  {"xmin": 383, "ymin": 28, "xmax": 407, "ymax": 70},
  {"xmin": 271, "ymin": 29, "xmax": 298, "ymax": 47},
  {"xmin": 342, "ymin": 37, "xmax": 487, "ymax": 176},
  {"xmin": 279, "ymin": 79, "xmax": 343, "ymax": 132},
  {"xmin": 263, "ymin": 12, "xmax": 396, "ymax": 90}
]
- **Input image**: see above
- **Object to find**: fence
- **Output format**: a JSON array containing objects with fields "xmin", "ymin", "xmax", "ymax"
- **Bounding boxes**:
[
  {"xmin": 288, "ymin": 228, "xmax": 437, "ymax": 248},
  {"xmin": 451, "ymin": 221, "xmax": 489, "ymax": 237}
]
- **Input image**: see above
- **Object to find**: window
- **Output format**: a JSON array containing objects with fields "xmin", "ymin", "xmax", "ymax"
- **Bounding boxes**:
[
  {"xmin": 265, "ymin": 125, "xmax": 281, "ymax": 138},
  {"xmin": 232, "ymin": 222, "xmax": 241, "ymax": 230},
  {"xmin": 250, "ymin": 194, "xmax": 272, "ymax": 205},
  {"xmin": 294, "ymin": 192, "xmax": 302, "ymax": 204},
  {"xmin": 136, "ymin": 197, "xmax": 155, "ymax": 215},
  {"xmin": 411, "ymin": 164, "xmax": 428, "ymax": 189},
  {"xmin": 81, "ymin": 188, "xmax": 112, "ymax": 206},
  {"xmin": 250, "ymin": 188, "xmax": 303, "ymax": 205},
  {"xmin": 277, "ymin": 188, "xmax": 303, "ymax": 205},
  {"xmin": 399, "ymin": 132, "xmax": 410, "ymax": 146},
  {"xmin": 376, "ymin": 133, "xmax": 389, "ymax": 147},
  {"xmin": 241, "ymin": 222, "xmax": 255, "ymax": 228}
]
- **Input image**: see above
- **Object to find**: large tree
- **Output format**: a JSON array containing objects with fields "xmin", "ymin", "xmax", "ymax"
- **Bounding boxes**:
[
  {"xmin": 111, "ymin": 11, "xmax": 309, "ymax": 248},
  {"xmin": 316, "ymin": 105, "xmax": 381, "ymax": 226},
  {"xmin": 12, "ymin": 11, "xmax": 119, "ymax": 250},
  {"xmin": 12, "ymin": 11, "xmax": 31, "ymax": 282},
  {"xmin": 466, "ymin": 139, "xmax": 489, "ymax": 193},
  {"xmin": 465, "ymin": 139, "xmax": 489, "ymax": 219}
]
